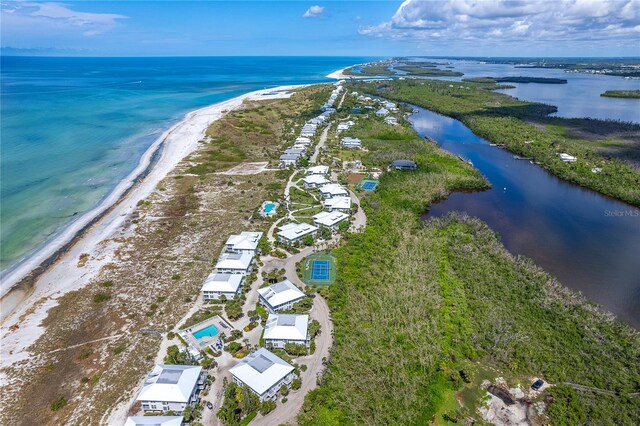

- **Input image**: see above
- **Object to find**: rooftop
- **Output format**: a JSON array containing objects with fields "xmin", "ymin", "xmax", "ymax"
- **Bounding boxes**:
[
  {"xmin": 313, "ymin": 211, "xmax": 349, "ymax": 227},
  {"xmin": 125, "ymin": 416, "xmax": 183, "ymax": 426},
  {"xmin": 229, "ymin": 348, "xmax": 295, "ymax": 396},
  {"xmin": 258, "ymin": 279, "xmax": 306, "ymax": 308},
  {"xmin": 264, "ymin": 314, "xmax": 309, "ymax": 341},
  {"xmin": 201, "ymin": 273, "xmax": 243, "ymax": 293},
  {"xmin": 277, "ymin": 222, "xmax": 318, "ymax": 241},
  {"xmin": 215, "ymin": 252, "xmax": 253, "ymax": 271},
  {"xmin": 137, "ymin": 364, "xmax": 202, "ymax": 403}
]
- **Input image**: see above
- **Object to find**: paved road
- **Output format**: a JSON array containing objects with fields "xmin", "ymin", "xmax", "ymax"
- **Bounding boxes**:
[
  {"xmin": 348, "ymin": 190, "xmax": 367, "ymax": 232},
  {"xmin": 310, "ymin": 125, "xmax": 331, "ymax": 164},
  {"xmin": 251, "ymin": 295, "xmax": 333, "ymax": 426}
]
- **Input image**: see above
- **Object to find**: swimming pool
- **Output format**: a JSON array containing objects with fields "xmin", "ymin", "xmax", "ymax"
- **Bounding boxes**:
[
  {"xmin": 192, "ymin": 324, "xmax": 219, "ymax": 339},
  {"xmin": 264, "ymin": 202, "xmax": 276, "ymax": 213}
]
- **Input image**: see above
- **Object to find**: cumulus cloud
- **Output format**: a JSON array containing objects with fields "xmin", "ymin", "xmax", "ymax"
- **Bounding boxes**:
[
  {"xmin": 2, "ymin": 1, "xmax": 127, "ymax": 36},
  {"xmin": 303, "ymin": 5, "xmax": 325, "ymax": 19},
  {"xmin": 359, "ymin": 0, "xmax": 640, "ymax": 43}
]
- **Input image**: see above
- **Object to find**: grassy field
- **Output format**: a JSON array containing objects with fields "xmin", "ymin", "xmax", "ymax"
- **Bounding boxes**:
[
  {"xmin": 0, "ymin": 84, "xmax": 334, "ymax": 426},
  {"xmin": 297, "ymin": 103, "xmax": 640, "ymax": 425},
  {"xmin": 352, "ymin": 79, "xmax": 640, "ymax": 206},
  {"xmin": 601, "ymin": 90, "xmax": 640, "ymax": 99}
]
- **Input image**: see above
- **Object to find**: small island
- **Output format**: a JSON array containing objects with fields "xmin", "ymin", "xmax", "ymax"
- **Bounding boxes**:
[
  {"xmin": 463, "ymin": 76, "xmax": 568, "ymax": 84},
  {"xmin": 601, "ymin": 90, "xmax": 640, "ymax": 99}
]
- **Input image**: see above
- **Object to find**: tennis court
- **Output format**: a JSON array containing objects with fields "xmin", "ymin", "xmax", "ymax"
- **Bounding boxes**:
[
  {"xmin": 303, "ymin": 253, "xmax": 337, "ymax": 286},
  {"xmin": 357, "ymin": 179, "xmax": 379, "ymax": 191}
]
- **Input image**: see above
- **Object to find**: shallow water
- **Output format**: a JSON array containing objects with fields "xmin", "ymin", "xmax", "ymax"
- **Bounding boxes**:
[
  {"xmin": 0, "ymin": 56, "xmax": 374, "ymax": 273},
  {"xmin": 409, "ymin": 107, "xmax": 640, "ymax": 327}
]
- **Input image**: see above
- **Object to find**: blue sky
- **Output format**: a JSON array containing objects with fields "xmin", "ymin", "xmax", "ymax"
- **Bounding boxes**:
[{"xmin": 2, "ymin": 1, "xmax": 639, "ymax": 57}]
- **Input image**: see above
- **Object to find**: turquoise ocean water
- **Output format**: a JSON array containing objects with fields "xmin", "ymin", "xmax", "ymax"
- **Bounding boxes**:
[{"xmin": 0, "ymin": 56, "xmax": 374, "ymax": 274}]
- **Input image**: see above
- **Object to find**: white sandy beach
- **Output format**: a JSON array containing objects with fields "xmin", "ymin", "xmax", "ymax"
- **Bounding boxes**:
[{"xmin": 0, "ymin": 84, "xmax": 304, "ymax": 369}]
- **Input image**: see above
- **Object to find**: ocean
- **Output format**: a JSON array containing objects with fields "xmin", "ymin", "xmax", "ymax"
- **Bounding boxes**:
[{"xmin": 0, "ymin": 56, "xmax": 374, "ymax": 274}]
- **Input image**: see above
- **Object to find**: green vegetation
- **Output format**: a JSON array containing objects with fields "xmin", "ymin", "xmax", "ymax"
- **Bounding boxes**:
[
  {"xmin": 50, "ymin": 396, "xmax": 67, "ymax": 412},
  {"xmin": 92, "ymin": 292, "xmax": 111, "ymax": 303},
  {"xmin": 601, "ymin": 90, "xmax": 640, "ymax": 99},
  {"xmin": 297, "ymin": 98, "xmax": 640, "ymax": 425},
  {"xmin": 260, "ymin": 400, "xmax": 277, "ymax": 415},
  {"xmin": 164, "ymin": 344, "xmax": 190, "ymax": 365},
  {"xmin": 217, "ymin": 381, "xmax": 259, "ymax": 426},
  {"xmin": 354, "ymin": 79, "xmax": 640, "ymax": 206},
  {"xmin": 394, "ymin": 66, "xmax": 463, "ymax": 77},
  {"xmin": 344, "ymin": 63, "xmax": 395, "ymax": 76},
  {"xmin": 463, "ymin": 76, "xmax": 567, "ymax": 84},
  {"xmin": 225, "ymin": 299, "xmax": 243, "ymax": 320}
]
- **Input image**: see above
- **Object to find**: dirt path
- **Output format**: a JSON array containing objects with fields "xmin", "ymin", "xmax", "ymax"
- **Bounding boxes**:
[{"xmin": 251, "ymin": 295, "xmax": 333, "ymax": 426}]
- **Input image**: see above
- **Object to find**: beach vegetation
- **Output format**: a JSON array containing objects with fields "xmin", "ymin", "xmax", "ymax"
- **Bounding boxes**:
[
  {"xmin": 50, "ymin": 396, "xmax": 67, "ymax": 412},
  {"xmin": 225, "ymin": 299, "xmax": 243, "ymax": 320},
  {"xmin": 93, "ymin": 292, "xmax": 111, "ymax": 303},
  {"xmin": 260, "ymin": 400, "xmax": 277, "ymax": 415},
  {"xmin": 164, "ymin": 345, "xmax": 190, "ymax": 365}
]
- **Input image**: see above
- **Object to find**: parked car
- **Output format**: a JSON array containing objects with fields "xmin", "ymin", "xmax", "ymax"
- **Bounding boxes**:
[
  {"xmin": 206, "ymin": 401, "xmax": 213, "ymax": 410},
  {"xmin": 531, "ymin": 379, "xmax": 544, "ymax": 391}
]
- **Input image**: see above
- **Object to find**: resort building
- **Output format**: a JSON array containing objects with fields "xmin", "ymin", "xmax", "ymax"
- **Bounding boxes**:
[
  {"xmin": 389, "ymin": 159, "xmax": 418, "ymax": 171},
  {"xmin": 323, "ymin": 196, "xmax": 351, "ymax": 213},
  {"xmin": 337, "ymin": 121, "xmax": 355, "ymax": 132},
  {"xmin": 215, "ymin": 252, "xmax": 254, "ymax": 275},
  {"xmin": 384, "ymin": 116, "xmax": 399, "ymax": 126},
  {"xmin": 295, "ymin": 136, "xmax": 312, "ymax": 145},
  {"xmin": 263, "ymin": 314, "xmax": 310, "ymax": 349},
  {"xmin": 280, "ymin": 153, "xmax": 300, "ymax": 168},
  {"xmin": 284, "ymin": 148, "xmax": 305, "ymax": 156},
  {"xmin": 319, "ymin": 183, "xmax": 349, "ymax": 199},
  {"xmin": 229, "ymin": 348, "xmax": 295, "ymax": 401},
  {"xmin": 341, "ymin": 137, "xmax": 362, "ymax": 149},
  {"xmin": 382, "ymin": 100, "xmax": 397, "ymax": 110},
  {"xmin": 137, "ymin": 364, "xmax": 206, "ymax": 414},
  {"xmin": 302, "ymin": 174, "xmax": 330, "ymax": 188},
  {"xmin": 201, "ymin": 273, "xmax": 244, "ymax": 300},
  {"xmin": 125, "ymin": 417, "xmax": 183, "ymax": 426},
  {"xmin": 224, "ymin": 231, "xmax": 263, "ymax": 255},
  {"xmin": 559, "ymin": 153, "xmax": 577, "ymax": 163},
  {"xmin": 306, "ymin": 165, "xmax": 329, "ymax": 176},
  {"xmin": 375, "ymin": 107, "xmax": 389, "ymax": 116},
  {"xmin": 313, "ymin": 211, "xmax": 350, "ymax": 230},
  {"xmin": 258, "ymin": 279, "xmax": 306, "ymax": 313},
  {"xmin": 276, "ymin": 222, "xmax": 318, "ymax": 245},
  {"xmin": 300, "ymin": 128, "xmax": 315, "ymax": 138}
]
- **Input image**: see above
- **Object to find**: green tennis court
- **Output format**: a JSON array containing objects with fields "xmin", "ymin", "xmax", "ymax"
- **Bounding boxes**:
[
  {"xmin": 303, "ymin": 252, "xmax": 337, "ymax": 286},
  {"xmin": 356, "ymin": 178, "xmax": 379, "ymax": 191}
]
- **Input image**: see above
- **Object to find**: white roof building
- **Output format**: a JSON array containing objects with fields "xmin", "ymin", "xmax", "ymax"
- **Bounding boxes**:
[
  {"xmin": 319, "ymin": 183, "xmax": 349, "ymax": 199},
  {"xmin": 306, "ymin": 165, "xmax": 329, "ymax": 176},
  {"xmin": 280, "ymin": 153, "xmax": 300, "ymax": 167},
  {"xmin": 559, "ymin": 153, "xmax": 577, "ymax": 163},
  {"xmin": 295, "ymin": 136, "xmax": 312, "ymax": 145},
  {"xmin": 215, "ymin": 252, "xmax": 254, "ymax": 274},
  {"xmin": 137, "ymin": 364, "xmax": 204, "ymax": 413},
  {"xmin": 201, "ymin": 273, "xmax": 244, "ymax": 300},
  {"xmin": 323, "ymin": 196, "xmax": 352, "ymax": 212},
  {"xmin": 384, "ymin": 116, "xmax": 398, "ymax": 125},
  {"xmin": 313, "ymin": 211, "xmax": 350, "ymax": 229},
  {"xmin": 125, "ymin": 417, "xmax": 183, "ymax": 426},
  {"xmin": 229, "ymin": 348, "xmax": 295, "ymax": 401},
  {"xmin": 263, "ymin": 314, "xmax": 310, "ymax": 348},
  {"xmin": 302, "ymin": 174, "xmax": 330, "ymax": 188},
  {"xmin": 376, "ymin": 108, "xmax": 389, "ymax": 116},
  {"xmin": 341, "ymin": 137, "xmax": 362, "ymax": 149},
  {"xmin": 258, "ymin": 279, "xmax": 306, "ymax": 313},
  {"xmin": 300, "ymin": 129, "xmax": 315, "ymax": 137},
  {"xmin": 277, "ymin": 222, "xmax": 318, "ymax": 244},
  {"xmin": 225, "ymin": 231, "xmax": 263, "ymax": 254}
]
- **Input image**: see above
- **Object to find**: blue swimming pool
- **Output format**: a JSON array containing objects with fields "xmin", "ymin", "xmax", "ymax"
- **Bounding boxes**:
[
  {"xmin": 263, "ymin": 202, "xmax": 276, "ymax": 213},
  {"xmin": 192, "ymin": 324, "xmax": 219, "ymax": 339}
]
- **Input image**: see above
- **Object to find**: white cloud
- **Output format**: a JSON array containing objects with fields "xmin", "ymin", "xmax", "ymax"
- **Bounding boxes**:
[
  {"xmin": 359, "ymin": 0, "xmax": 640, "ymax": 43},
  {"xmin": 2, "ymin": 1, "xmax": 127, "ymax": 36},
  {"xmin": 303, "ymin": 5, "xmax": 325, "ymax": 19}
]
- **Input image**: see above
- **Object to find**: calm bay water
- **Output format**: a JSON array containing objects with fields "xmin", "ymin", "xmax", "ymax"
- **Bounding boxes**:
[
  {"xmin": 417, "ymin": 59, "xmax": 640, "ymax": 122},
  {"xmin": 0, "ymin": 56, "xmax": 375, "ymax": 273},
  {"xmin": 410, "ymin": 108, "xmax": 640, "ymax": 327}
]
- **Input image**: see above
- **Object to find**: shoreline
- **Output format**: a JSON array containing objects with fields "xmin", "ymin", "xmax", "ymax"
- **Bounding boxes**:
[{"xmin": 0, "ymin": 85, "xmax": 304, "ymax": 366}]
